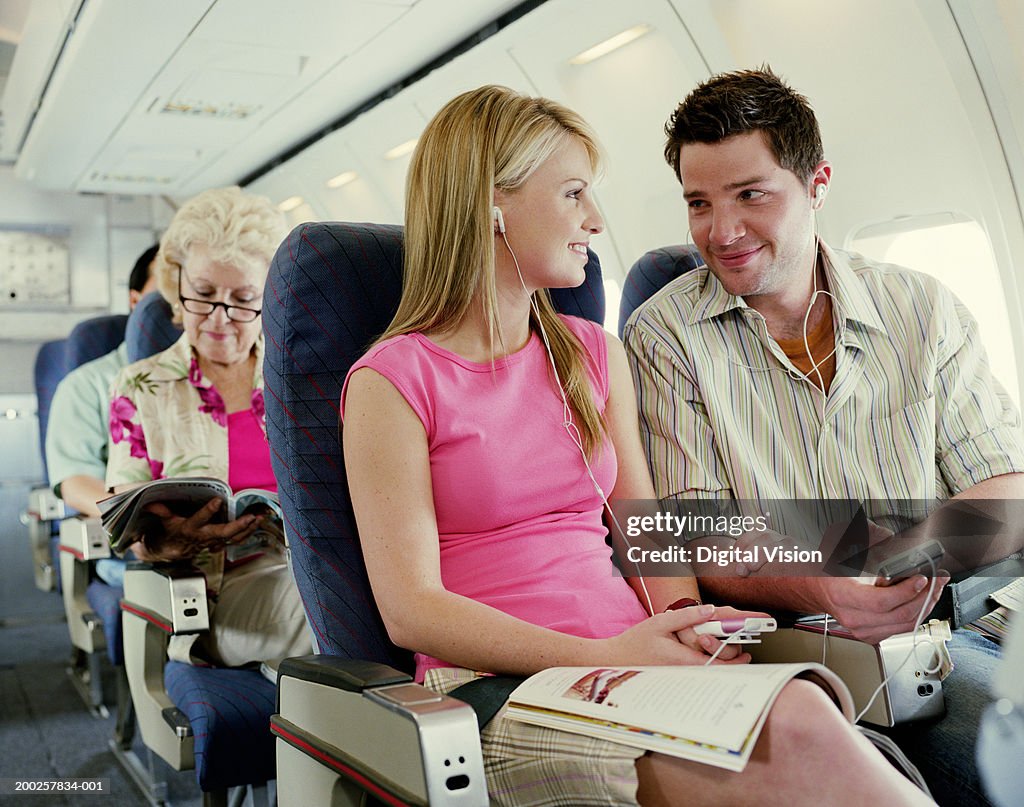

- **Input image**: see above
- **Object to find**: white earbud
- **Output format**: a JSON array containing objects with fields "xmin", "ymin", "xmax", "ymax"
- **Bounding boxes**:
[
  {"xmin": 813, "ymin": 183, "xmax": 827, "ymax": 209},
  {"xmin": 493, "ymin": 206, "xmax": 506, "ymax": 234}
]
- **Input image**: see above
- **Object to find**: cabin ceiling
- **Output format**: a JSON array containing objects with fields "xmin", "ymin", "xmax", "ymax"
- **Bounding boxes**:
[{"xmin": 0, "ymin": 0, "xmax": 527, "ymax": 196}]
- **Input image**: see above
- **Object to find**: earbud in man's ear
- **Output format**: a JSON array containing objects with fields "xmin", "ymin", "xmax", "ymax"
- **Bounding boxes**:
[
  {"xmin": 493, "ymin": 206, "xmax": 506, "ymax": 234},
  {"xmin": 813, "ymin": 183, "xmax": 827, "ymax": 209}
]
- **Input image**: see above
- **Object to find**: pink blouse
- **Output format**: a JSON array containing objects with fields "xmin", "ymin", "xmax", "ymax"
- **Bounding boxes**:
[{"xmin": 343, "ymin": 316, "xmax": 648, "ymax": 681}]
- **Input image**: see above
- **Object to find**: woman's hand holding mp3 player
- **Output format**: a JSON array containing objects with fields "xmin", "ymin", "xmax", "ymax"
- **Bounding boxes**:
[{"xmin": 663, "ymin": 604, "xmax": 775, "ymax": 661}]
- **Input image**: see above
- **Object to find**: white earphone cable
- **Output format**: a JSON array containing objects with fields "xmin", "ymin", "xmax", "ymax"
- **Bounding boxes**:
[{"xmin": 500, "ymin": 229, "xmax": 657, "ymax": 617}]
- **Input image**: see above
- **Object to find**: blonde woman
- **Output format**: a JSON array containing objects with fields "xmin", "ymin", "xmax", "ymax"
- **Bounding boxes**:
[
  {"xmin": 342, "ymin": 87, "xmax": 932, "ymax": 805},
  {"xmin": 106, "ymin": 186, "xmax": 311, "ymax": 668}
]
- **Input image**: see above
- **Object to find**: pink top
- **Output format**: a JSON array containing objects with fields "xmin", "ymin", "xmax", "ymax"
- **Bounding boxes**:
[
  {"xmin": 342, "ymin": 315, "xmax": 649, "ymax": 680},
  {"xmin": 227, "ymin": 408, "xmax": 277, "ymax": 493}
]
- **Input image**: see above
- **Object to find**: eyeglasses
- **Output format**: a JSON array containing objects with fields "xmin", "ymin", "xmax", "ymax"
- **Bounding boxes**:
[{"xmin": 177, "ymin": 269, "xmax": 262, "ymax": 323}]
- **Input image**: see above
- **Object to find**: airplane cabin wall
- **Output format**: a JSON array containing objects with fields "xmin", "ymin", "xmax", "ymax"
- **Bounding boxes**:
[{"xmin": 248, "ymin": 0, "xmax": 1024, "ymax": 403}]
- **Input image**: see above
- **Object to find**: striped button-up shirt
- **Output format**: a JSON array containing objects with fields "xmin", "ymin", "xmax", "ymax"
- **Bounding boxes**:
[{"xmin": 623, "ymin": 242, "xmax": 1024, "ymax": 515}]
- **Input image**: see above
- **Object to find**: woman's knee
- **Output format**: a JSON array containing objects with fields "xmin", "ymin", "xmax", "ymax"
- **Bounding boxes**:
[{"xmin": 767, "ymin": 679, "xmax": 849, "ymax": 749}]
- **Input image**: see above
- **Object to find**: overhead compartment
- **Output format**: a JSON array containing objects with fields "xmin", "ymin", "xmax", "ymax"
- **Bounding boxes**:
[
  {"xmin": 10, "ymin": 0, "xmax": 523, "ymax": 196},
  {"xmin": 12, "ymin": 0, "xmax": 216, "ymax": 190},
  {"xmin": 0, "ymin": 0, "xmax": 83, "ymax": 163}
]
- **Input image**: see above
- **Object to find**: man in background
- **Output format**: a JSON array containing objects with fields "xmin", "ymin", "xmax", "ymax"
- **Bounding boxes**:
[{"xmin": 46, "ymin": 244, "xmax": 159, "ymax": 581}]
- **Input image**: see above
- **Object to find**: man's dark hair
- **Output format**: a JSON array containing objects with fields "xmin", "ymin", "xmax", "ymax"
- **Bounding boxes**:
[
  {"xmin": 129, "ymin": 244, "xmax": 160, "ymax": 293},
  {"xmin": 664, "ymin": 66, "xmax": 823, "ymax": 185}
]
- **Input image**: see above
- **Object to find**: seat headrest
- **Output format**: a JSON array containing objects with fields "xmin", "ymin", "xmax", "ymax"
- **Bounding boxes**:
[
  {"xmin": 65, "ymin": 314, "xmax": 129, "ymax": 370},
  {"xmin": 126, "ymin": 291, "xmax": 183, "ymax": 362},
  {"xmin": 617, "ymin": 245, "xmax": 704, "ymax": 338}
]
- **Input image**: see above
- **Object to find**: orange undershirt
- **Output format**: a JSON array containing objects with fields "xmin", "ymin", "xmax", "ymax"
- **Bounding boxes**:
[{"xmin": 775, "ymin": 298, "xmax": 836, "ymax": 393}]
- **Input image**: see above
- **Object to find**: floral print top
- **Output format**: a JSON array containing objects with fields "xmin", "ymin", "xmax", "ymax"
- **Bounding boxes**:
[{"xmin": 105, "ymin": 333, "xmax": 267, "ymax": 593}]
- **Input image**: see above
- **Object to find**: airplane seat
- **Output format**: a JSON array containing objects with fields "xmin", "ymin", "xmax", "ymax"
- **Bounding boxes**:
[
  {"xmin": 163, "ymin": 661, "xmax": 279, "ymax": 792},
  {"xmin": 31, "ymin": 314, "xmax": 129, "ymax": 594},
  {"xmin": 261, "ymin": 221, "xmax": 605, "ymax": 806},
  {"xmin": 64, "ymin": 313, "xmax": 130, "ymax": 368},
  {"xmin": 616, "ymin": 244, "xmax": 705, "ymax": 338},
  {"xmin": 124, "ymin": 291, "xmax": 184, "ymax": 362},
  {"xmin": 34, "ymin": 338, "xmax": 70, "ymax": 474},
  {"xmin": 26, "ymin": 338, "xmax": 69, "ymax": 592},
  {"xmin": 53, "ymin": 292, "xmax": 190, "ymax": 803},
  {"xmin": 54, "ymin": 315, "xmax": 130, "ymax": 715}
]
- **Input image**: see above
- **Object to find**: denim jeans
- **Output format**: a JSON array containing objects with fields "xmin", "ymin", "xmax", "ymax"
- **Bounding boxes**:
[
  {"xmin": 94, "ymin": 557, "xmax": 127, "ymax": 587},
  {"xmin": 883, "ymin": 629, "xmax": 1001, "ymax": 806}
]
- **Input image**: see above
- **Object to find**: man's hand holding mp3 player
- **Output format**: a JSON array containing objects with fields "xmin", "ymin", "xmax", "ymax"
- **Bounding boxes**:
[{"xmin": 706, "ymin": 515, "xmax": 949, "ymax": 645}]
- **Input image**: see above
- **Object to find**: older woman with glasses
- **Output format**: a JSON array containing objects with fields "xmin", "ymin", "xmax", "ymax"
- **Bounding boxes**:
[{"xmin": 105, "ymin": 186, "xmax": 312, "ymax": 668}]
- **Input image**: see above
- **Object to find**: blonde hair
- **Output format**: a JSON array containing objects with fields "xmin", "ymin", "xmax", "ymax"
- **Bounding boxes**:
[
  {"xmin": 156, "ymin": 186, "xmax": 287, "ymax": 322},
  {"xmin": 382, "ymin": 85, "xmax": 606, "ymax": 456}
]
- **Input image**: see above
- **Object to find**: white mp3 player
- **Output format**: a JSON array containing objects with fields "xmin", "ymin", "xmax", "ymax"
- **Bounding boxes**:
[{"xmin": 693, "ymin": 617, "xmax": 778, "ymax": 644}]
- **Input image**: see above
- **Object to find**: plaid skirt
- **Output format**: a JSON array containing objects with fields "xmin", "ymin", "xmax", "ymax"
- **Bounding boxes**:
[{"xmin": 424, "ymin": 667, "xmax": 645, "ymax": 806}]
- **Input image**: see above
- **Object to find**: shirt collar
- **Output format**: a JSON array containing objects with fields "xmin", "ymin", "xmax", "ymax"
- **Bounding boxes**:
[
  {"xmin": 689, "ymin": 267, "xmax": 747, "ymax": 325},
  {"xmin": 819, "ymin": 242, "xmax": 887, "ymax": 334},
  {"xmin": 688, "ymin": 240, "xmax": 887, "ymax": 335}
]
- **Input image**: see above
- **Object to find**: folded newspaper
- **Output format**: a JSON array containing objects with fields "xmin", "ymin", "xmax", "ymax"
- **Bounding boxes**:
[
  {"xmin": 98, "ymin": 476, "xmax": 283, "ymax": 557},
  {"xmin": 505, "ymin": 663, "xmax": 853, "ymax": 772}
]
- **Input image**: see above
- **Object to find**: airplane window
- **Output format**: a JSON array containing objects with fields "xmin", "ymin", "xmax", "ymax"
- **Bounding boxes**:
[
  {"xmin": 603, "ymin": 278, "xmax": 622, "ymax": 334},
  {"xmin": 850, "ymin": 217, "xmax": 1020, "ymax": 406}
]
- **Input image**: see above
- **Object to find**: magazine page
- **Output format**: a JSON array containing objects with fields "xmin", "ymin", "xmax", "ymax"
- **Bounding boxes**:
[
  {"xmin": 99, "ymin": 477, "xmax": 229, "ymax": 552},
  {"xmin": 506, "ymin": 663, "xmax": 850, "ymax": 771},
  {"xmin": 227, "ymin": 489, "xmax": 284, "ymax": 560},
  {"xmin": 993, "ymin": 578, "xmax": 1023, "ymax": 612}
]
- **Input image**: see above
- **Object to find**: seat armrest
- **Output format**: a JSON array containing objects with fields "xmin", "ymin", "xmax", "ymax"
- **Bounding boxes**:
[
  {"xmin": 120, "ymin": 562, "xmax": 207, "ymax": 772},
  {"xmin": 277, "ymin": 656, "xmax": 412, "ymax": 692},
  {"xmin": 122, "ymin": 562, "xmax": 209, "ymax": 634},
  {"xmin": 28, "ymin": 486, "xmax": 65, "ymax": 521},
  {"xmin": 274, "ymin": 655, "xmax": 487, "ymax": 807},
  {"xmin": 24, "ymin": 486, "xmax": 62, "ymax": 590},
  {"xmin": 59, "ymin": 517, "xmax": 110, "ymax": 656},
  {"xmin": 59, "ymin": 516, "xmax": 110, "ymax": 561}
]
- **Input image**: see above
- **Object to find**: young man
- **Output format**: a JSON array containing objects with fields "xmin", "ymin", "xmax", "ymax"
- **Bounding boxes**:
[{"xmin": 623, "ymin": 67, "xmax": 1024, "ymax": 806}]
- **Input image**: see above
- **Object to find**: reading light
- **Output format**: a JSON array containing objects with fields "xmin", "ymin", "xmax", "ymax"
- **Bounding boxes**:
[
  {"xmin": 568, "ymin": 24, "xmax": 652, "ymax": 66},
  {"xmin": 278, "ymin": 196, "xmax": 304, "ymax": 212},
  {"xmin": 383, "ymin": 139, "xmax": 418, "ymax": 160},
  {"xmin": 326, "ymin": 171, "xmax": 358, "ymax": 189}
]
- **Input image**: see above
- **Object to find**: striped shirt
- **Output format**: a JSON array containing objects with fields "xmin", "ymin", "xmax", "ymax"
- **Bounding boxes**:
[{"xmin": 623, "ymin": 242, "xmax": 1024, "ymax": 510}]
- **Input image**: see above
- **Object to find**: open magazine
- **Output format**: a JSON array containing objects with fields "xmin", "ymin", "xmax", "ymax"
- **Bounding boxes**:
[
  {"xmin": 505, "ymin": 663, "xmax": 853, "ymax": 772},
  {"xmin": 967, "ymin": 577, "xmax": 1024, "ymax": 642},
  {"xmin": 98, "ymin": 476, "xmax": 284, "ymax": 559}
]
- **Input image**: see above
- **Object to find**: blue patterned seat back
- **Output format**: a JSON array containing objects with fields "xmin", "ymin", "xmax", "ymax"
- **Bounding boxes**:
[
  {"xmin": 34, "ymin": 339, "xmax": 69, "ymax": 480},
  {"xmin": 263, "ymin": 221, "xmax": 605, "ymax": 671},
  {"xmin": 617, "ymin": 245, "xmax": 705, "ymax": 338},
  {"xmin": 164, "ymin": 662, "xmax": 277, "ymax": 791},
  {"xmin": 126, "ymin": 292, "xmax": 183, "ymax": 362},
  {"xmin": 65, "ymin": 314, "xmax": 128, "ymax": 370}
]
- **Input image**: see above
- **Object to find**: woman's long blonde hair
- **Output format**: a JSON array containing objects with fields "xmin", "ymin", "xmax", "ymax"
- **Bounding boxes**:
[{"xmin": 380, "ymin": 85, "xmax": 606, "ymax": 456}]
